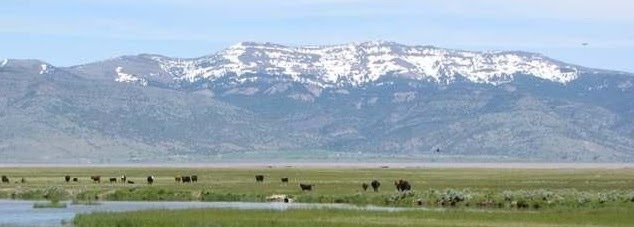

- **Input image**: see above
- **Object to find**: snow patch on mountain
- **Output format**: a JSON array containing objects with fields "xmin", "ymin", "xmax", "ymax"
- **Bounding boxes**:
[
  {"xmin": 0, "ymin": 59, "xmax": 7, "ymax": 68},
  {"xmin": 115, "ymin": 66, "xmax": 148, "ymax": 86},
  {"xmin": 145, "ymin": 41, "xmax": 581, "ymax": 87},
  {"xmin": 39, "ymin": 64, "xmax": 51, "ymax": 75}
]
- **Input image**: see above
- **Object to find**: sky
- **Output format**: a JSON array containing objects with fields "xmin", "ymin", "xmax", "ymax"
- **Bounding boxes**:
[{"xmin": 1, "ymin": 0, "xmax": 633, "ymax": 72}]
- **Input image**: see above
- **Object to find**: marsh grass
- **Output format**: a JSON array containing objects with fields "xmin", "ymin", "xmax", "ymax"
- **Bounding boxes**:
[
  {"xmin": 73, "ymin": 205, "xmax": 634, "ymax": 227},
  {"xmin": 33, "ymin": 201, "xmax": 67, "ymax": 209},
  {"xmin": 2, "ymin": 167, "xmax": 634, "ymax": 210}
]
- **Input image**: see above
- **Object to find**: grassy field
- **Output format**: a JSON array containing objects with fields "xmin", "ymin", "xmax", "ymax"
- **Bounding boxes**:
[
  {"xmin": 2, "ymin": 166, "xmax": 634, "ymax": 226},
  {"xmin": 73, "ymin": 206, "xmax": 634, "ymax": 227}
]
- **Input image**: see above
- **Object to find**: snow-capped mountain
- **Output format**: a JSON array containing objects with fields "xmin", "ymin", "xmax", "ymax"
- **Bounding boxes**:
[
  {"xmin": 83, "ymin": 41, "xmax": 587, "ymax": 88},
  {"xmin": 2, "ymin": 41, "xmax": 634, "ymax": 162}
]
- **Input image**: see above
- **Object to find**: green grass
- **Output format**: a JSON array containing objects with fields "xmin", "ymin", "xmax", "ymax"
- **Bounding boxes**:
[
  {"xmin": 2, "ymin": 166, "xmax": 633, "ymax": 226},
  {"xmin": 1, "ymin": 167, "xmax": 633, "ymax": 208},
  {"xmin": 33, "ymin": 201, "xmax": 68, "ymax": 208},
  {"xmin": 73, "ymin": 205, "xmax": 634, "ymax": 227}
]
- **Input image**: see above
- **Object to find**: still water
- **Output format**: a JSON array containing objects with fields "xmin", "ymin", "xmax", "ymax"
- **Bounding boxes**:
[{"xmin": 0, "ymin": 199, "xmax": 414, "ymax": 226}]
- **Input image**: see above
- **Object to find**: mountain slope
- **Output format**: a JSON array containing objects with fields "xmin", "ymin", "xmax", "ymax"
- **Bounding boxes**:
[{"xmin": 2, "ymin": 41, "xmax": 634, "ymax": 162}]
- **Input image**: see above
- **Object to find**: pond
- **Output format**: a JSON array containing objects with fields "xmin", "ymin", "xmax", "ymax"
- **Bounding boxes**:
[{"xmin": 0, "ymin": 199, "xmax": 419, "ymax": 226}]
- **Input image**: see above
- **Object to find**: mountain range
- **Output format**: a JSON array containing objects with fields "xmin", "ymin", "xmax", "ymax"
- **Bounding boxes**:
[{"xmin": 1, "ymin": 41, "xmax": 633, "ymax": 163}]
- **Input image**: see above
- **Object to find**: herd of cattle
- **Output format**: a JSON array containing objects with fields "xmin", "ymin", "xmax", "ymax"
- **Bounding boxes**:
[{"xmin": 2, "ymin": 174, "xmax": 413, "ymax": 192}]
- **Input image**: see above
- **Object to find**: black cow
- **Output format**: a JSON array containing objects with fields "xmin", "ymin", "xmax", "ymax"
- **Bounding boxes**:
[
  {"xmin": 73, "ymin": 177, "xmax": 78, "ymax": 182},
  {"xmin": 361, "ymin": 183, "xmax": 369, "ymax": 191},
  {"xmin": 394, "ymin": 179, "xmax": 411, "ymax": 192},
  {"xmin": 255, "ymin": 175, "xmax": 264, "ymax": 182},
  {"xmin": 147, "ymin": 176, "xmax": 154, "ymax": 184},
  {"xmin": 127, "ymin": 180, "xmax": 135, "ymax": 184},
  {"xmin": 90, "ymin": 176, "xmax": 101, "ymax": 183},
  {"xmin": 281, "ymin": 177, "xmax": 289, "ymax": 183},
  {"xmin": 181, "ymin": 176, "xmax": 191, "ymax": 183},
  {"xmin": 299, "ymin": 183, "xmax": 314, "ymax": 191},
  {"xmin": 109, "ymin": 178, "xmax": 117, "ymax": 183},
  {"xmin": 371, "ymin": 180, "xmax": 381, "ymax": 192},
  {"xmin": 191, "ymin": 175, "xmax": 198, "ymax": 182},
  {"xmin": 64, "ymin": 175, "xmax": 71, "ymax": 183},
  {"xmin": 1, "ymin": 175, "xmax": 9, "ymax": 183},
  {"xmin": 121, "ymin": 175, "xmax": 127, "ymax": 183}
]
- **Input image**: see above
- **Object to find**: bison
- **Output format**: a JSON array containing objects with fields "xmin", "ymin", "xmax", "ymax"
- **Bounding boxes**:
[
  {"xmin": 299, "ymin": 183, "xmax": 314, "ymax": 191},
  {"xmin": 1, "ymin": 175, "xmax": 9, "ymax": 183},
  {"xmin": 255, "ymin": 175, "xmax": 264, "ymax": 182},
  {"xmin": 281, "ymin": 177, "xmax": 289, "ymax": 183},
  {"xmin": 109, "ymin": 177, "xmax": 117, "ymax": 183},
  {"xmin": 90, "ymin": 176, "xmax": 101, "ymax": 183},
  {"xmin": 394, "ymin": 179, "xmax": 411, "ymax": 192},
  {"xmin": 64, "ymin": 175, "xmax": 71, "ymax": 183},
  {"xmin": 371, "ymin": 180, "xmax": 381, "ymax": 192},
  {"xmin": 361, "ymin": 183, "xmax": 369, "ymax": 191},
  {"xmin": 147, "ymin": 176, "xmax": 155, "ymax": 184}
]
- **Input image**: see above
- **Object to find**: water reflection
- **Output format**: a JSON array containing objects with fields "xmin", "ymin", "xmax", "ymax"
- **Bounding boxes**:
[{"xmin": 0, "ymin": 199, "xmax": 420, "ymax": 226}]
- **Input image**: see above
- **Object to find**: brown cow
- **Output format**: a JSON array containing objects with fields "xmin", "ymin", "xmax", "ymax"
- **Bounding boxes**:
[
  {"xmin": 394, "ymin": 179, "xmax": 411, "ymax": 192},
  {"xmin": 361, "ymin": 183, "xmax": 369, "ymax": 191},
  {"xmin": 299, "ymin": 183, "xmax": 314, "ymax": 191},
  {"xmin": 371, "ymin": 180, "xmax": 381, "ymax": 192},
  {"xmin": 255, "ymin": 175, "xmax": 264, "ymax": 182},
  {"xmin": 90, "ymin": 176, "xmax": 101, "ymax": 183}
]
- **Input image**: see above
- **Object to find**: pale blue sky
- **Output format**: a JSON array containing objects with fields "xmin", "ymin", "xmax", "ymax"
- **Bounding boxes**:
[{"xmin": 1, "ymin": 0, "xmax": 633, "ymax": 72}]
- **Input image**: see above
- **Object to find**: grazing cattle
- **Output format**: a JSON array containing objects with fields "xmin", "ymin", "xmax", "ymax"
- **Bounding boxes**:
[
  {"xmin": 361, "ymin": 183, "xmax": 369, "ymax": 191},
  {"xmin": 1, "ymin": 175, "xmax": 9, "ymax": 183},
  {"xmin": 371, "ymin": 180, "xmax": 381, "ymax": 192},
  {"xmin": 127, "ymin": 180, "xmax": 135, "ymax": 184},
  {"xmin": 121, "ymin": 175, "xmax": 127, "ymax": 183},
  {"xmin": 281, "ymin": 177, "xmax": 289, "ymax": 183},
  {"xmin": 191, "ymin": 175, "xmax": 198, "ymax": 182},
  {"xmin": 109, "ymin": 178, "xmax": 117, "ymax": 183},
  {"xmin": 90, "ymin": 176, "xmax": 101, "ymax": 183},
  {"xmin": 181, "ymin": 176, "xmax": 192, "ymax": 183},
  {"xmin": 64, "ymin": 175, "xmax": 71, "ymax": 183},
  {"xmin": 147, "ymin": 176, "xmax": 154, "ymax": 184},
  {"xmin": 255, "ymin": 175, "xmax": 264, "ymax": 182},
  {"xmin": 394, "ymin": 179, "xmax": 411, "ymax": 192},
  {"xmin": 299, "ymin": 183, "xmax": 314, "ymax": 191},
  {"xmin": 73, "ymin": 177, "xmax": 78, "ymax": 182},
  {"xmin": 175, "ymin": 176, "xmax": 181, "ymax": 183}
]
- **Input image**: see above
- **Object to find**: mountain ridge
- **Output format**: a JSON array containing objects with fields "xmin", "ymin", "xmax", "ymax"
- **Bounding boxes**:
[
  {"xmin": 67, "ymin": 41, "xmax": 628, "ymax": 90},
  {"xmin": 1, "ymin": 41, "xmax": 633, "ymax": 163}
]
